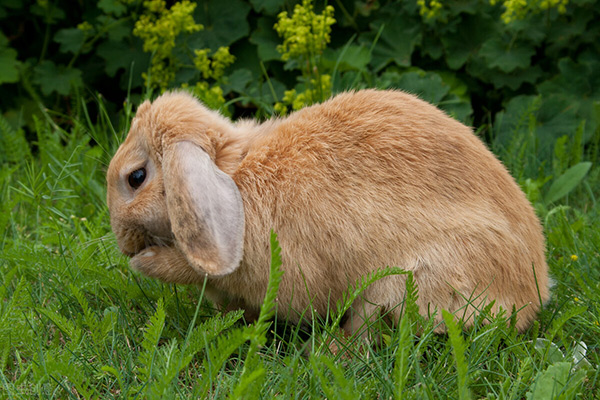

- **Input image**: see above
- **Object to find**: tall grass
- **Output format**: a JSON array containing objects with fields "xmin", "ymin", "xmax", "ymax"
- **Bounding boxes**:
[{"xmin": 0, "ymin": 94, "xmax": 598, "ymax": 399}]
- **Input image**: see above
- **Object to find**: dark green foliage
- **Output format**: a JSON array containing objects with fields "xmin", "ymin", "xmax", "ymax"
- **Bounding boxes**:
[
  {"xmin": 1, "ymin": 0, "xmax": 599, "ymax": 161},
  {"xmin": 0, "ymin": 114, "xmax": 30, "ymax": 164},
  {"xmin": 1, "ymin": 1, "xmax": 599, "ymax": 398}
]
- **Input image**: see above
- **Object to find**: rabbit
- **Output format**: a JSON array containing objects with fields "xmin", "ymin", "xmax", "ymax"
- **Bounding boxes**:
[{"xmin": 106, "ymin": 89, "xmax": 550, "ymax": 335}]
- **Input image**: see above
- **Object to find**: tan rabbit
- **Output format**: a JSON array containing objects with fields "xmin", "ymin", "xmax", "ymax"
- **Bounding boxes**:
[{"xmin": 106, "ymin": 89, "xmax": 550, "ymax": 334}]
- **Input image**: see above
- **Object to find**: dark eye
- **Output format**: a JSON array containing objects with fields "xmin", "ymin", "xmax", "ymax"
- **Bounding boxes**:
[{"xmin": 128, "ymin": 168, "xmax": 146, "ymax": 189}]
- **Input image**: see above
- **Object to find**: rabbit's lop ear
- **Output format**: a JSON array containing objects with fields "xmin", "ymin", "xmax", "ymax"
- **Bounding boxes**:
[{"xmin": 163, "ymin": 141, "xmax": 244, "ymax": 276}]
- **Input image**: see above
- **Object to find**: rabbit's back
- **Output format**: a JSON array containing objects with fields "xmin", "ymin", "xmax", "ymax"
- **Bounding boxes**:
[{"xmin": 226, "ymin": 90, "xmax": 548, "ymax": 329}]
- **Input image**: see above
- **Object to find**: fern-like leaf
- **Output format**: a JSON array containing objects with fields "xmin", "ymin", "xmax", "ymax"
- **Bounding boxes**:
[
  {"xmin": 197, "ymin": 326, "xmax": 252, "ymax": 398},
  {"xmin": 442, "ymin": 309, "xmax": 471, "ymax": 400},
  {"xmin": 69, "ymin": 284, "xmax": 116, "ymax": 349},
  {"xmin": 183, "ymin": 310, "xmax": 243, "ymax": 361},
  {"xmin": 394, "ymin": 313, "xmax": 413, "ymax": 399},
  {"xmin": 317, "ymin": 266, "xmax": 408, "ymax": 354},
  {"xmin": 137, "ymin": 299, "xmax": 166, "ymax": 382},
  {"xmin": 255, "ymin": 230, "xmax": 284, "ymax": 331},
  {"xmin": 45, "ymin": 351, "xmax": 96, "ymax": 399},
  {"xmin": 230, "ymin": 231, "xmax": 284, "ymax": 398},
  {"xmin": 0, "ymin": 114, "xmax": 31, "ymax": 164},
  {"xmin": 403, "ymin": 271, "xmax": 420, "ymax": 322},
  {"xmin": 310, "ymin": 354, "xmax": 357, "ymax": 400},
  {"xmin": 37, "ymin": 307, "xmax": 84, "ymax": 345}
]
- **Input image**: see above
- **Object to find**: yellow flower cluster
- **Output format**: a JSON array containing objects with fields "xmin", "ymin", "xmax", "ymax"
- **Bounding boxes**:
[
  {"xmin": 274, "ymin": 74, "xmax": 332, "ymax": 114},
  {"xmin": 272, "ymin": 0, "xmax": 336, "ymax": 114},
  {"xmin": 490, "ymin": 0, "xmax": 568, "ymax": 23},
  {"xmin": 133, "ymin": 0, "xmax": 202, "ymax": 89},
  {"xmin": 274, "ymin": 0, "xmax": 336, "ymax": 61},
  {"xmin": 539, "ymin": 0, "xmax": 568, "ymax": 15},
  {"xmin": 191, "ymin": 47, "xmax": 235, "ymax": 112},
  {"xmin": 134, "ymin": 0, "xmax": 201, "ymax": 55},
  {"xmin": 193, "ymin": 47, "xmax": 236, "ymax": 80},
  {"xmin": 142, "ymin": 62, "xmax": 175, "ymax": 90},
  {"xmin": 77, "ymin": 21, "xmax": 94, "ymax": 34},
  {"xmin": 417, "ymin": 0, "xmax": 443, "ymax": 20}
]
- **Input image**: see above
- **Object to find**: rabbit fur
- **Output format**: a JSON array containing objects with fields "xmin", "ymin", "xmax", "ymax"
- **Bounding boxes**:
[{"xmin": 107, "ymin": 89, "xmax": 550, "ymax": 334}]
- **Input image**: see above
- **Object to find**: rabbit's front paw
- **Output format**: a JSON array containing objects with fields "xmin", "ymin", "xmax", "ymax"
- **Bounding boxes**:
[{"xmin": 131, "ymin": 246, "xmax": 205, "ymax": 284}]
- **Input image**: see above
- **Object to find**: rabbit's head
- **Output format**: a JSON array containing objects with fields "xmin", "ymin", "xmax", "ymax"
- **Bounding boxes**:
[{"xmin": 106, "ymin": 92, "xmax": 245, "ymax": 277}]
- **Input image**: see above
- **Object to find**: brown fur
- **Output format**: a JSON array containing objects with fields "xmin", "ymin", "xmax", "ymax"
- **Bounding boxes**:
[{"xmin": 107, "ymin": 89, "xmax": 550, "ymax": 333}]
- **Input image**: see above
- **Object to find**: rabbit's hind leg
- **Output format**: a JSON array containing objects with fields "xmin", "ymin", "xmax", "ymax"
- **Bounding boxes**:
[{"xmin": 342, "ymin": 296, "xmax": 382, "ymax": 343}]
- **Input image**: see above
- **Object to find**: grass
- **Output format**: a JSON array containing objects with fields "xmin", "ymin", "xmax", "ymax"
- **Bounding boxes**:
[{"xmin": 0, "ymin": 94, "xmax": 599, "ymax": 399}]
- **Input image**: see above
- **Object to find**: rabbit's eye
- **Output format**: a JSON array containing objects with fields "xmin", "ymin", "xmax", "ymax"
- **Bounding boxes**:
[{"xmin": 128, "ymin": 168, "xmax": 146, "ymax": 189}]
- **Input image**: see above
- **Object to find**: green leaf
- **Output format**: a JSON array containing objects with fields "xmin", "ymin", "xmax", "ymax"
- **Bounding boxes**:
[
  {"xmin": 324, "ymin": 45, "xmax": 371, "ymax": 72},
  {"xmin": 184, "ymin": 310, "xmax": 243, "ymax": 359},
  {"xmin": 223, "ymin": 68, "xmax": 286, "ymax": 108},
  {"xmin": 30, "ymin": 2, "xmax": 65, "ymax": 23},
  {"xmin": 572, "ymin": 341, "xmax": 593, "ymax": 370},
  {"xmin": 537, "ymin": 54, "xmax": 600, "ymax": 140},
  {"xmin": 310, "ymin": 355, "xmax": 357, "ymax": 400},
  {"xmin": 441, "ymin": 14, "xmax": 496, "ymax": 69},
  {"xmin": 422, "ymin": 32, "xmax": 444, "ymax": 60},
  {"xmin": 377, "ymin": 69, "xmax": 472, "ymax": 122},
  {"xmin": 198, "ymin": 328, "xmax": 251, "ymax": 397},
  {"xmin": 255, "ymin": 231, "xmax": 283, "ymax": 329},
  {"xmin": 544, "ymin": 162, "xmax": 592, "ymax": 204},
  {"xmin": 534, "ymin": 339, "xmax": 567, "ymax": 363},
  {"xmin": 191, "ymin": 0, "xmax": 251, "ymax": 49},
  {"xmin": 546, "ymin": 9, "xmax": 594, "ymax": 56},
  {"xmin": 230, "ymin": 368, "xmax": 266, "ymax": 399},
  {"xmin": 54, "ymin": 28, "xmax": 85, "ymax": 54},
  {"xmin": 479, "ymin": 37, "xmax": 534, "ymax": 73},
  {"xmin": 540, "ymin": 58, "xmax": 593, "ymax": 99},
  {"xmin": 249, "ymin": 0, "xmax": 285, "ymax": 15},
  {"xmin": 98, "ymin": 0, "xmax": 127, "ymax": 16},
  {"xmin": 508, "ymin": 15, "xmax": 546, "ymax": 45},
  {"xmin": 248, "ymin": 16, "xmax": 280, "ymax": 62},
  {"xmin": 32, "ymin": 60, "xmax": 82, "ymax": 96},
  {"xmin": 0, "ymin": 0, "xmax": 23, "ymax": 10},
  {"xmin": 466, "ymin": 52, "xmax": 543, "ymax": 90},
  {"xmin": 223, "ymin": 68, "xmax": 254, "ymax": 94},
  {"xmin": 394, "ymin": 315, "xmax": 413, "ymax": 398},
  {"xmin": 231, "ymin": 232, "xmax": 283, "ymax": 397},
  {"xmin": 526, "ymin": 362, "xmax": 587, "ymax": 400},
  {"xmin": 45, "ymin": 352, "xmax": 96, "ymax": 399},
  {"xmin": 360, "ymin": 12, "xmax": 421, "ymax": 71},
  {"xmin": 38, "ymin": 307, "xmax": 83, "ymax": 343},
  {"xmin": 486, "ymin": 66, "xmax": 542, "ymax": 90},
  {"xmin": 0, "ymin": 34, "xmax": 19, "ymax": 84},
  {"xmin": 0, "ymin": 47, "xmax": 19, "ymax": 83},
  {"xmin": 97, "ymin": 40, "xmax": 150, "ymax": 83},
  {"xmin": 96, "ymin": 15, "xmax": 132, "ymax": 42},
  {"xmin": 137, "ymin": 299, "xmax": 166, "ymax": 382},
  {"xmin": 493, "ymin": 95, "xmax": 582, "ymax": 160},
  {"xmin": 378, "ymin": 70, "xmax": 449, "ymax": 104},
  {"xmin": 319, "ymin": 267, "xmax": 409, "ymax": 354},
  {"xmin": 443, "ymin": 310, "xmax": 472, "ymax": 400}
]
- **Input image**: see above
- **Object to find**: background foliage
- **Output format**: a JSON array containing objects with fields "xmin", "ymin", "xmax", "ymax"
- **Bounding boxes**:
[
  {"xmin": 1, "ymin": 0, "xmax": 599, "ymax": 147},
  {"xmin": 1, "ymin": 0, "xmax": 599, "ymax": 398}
]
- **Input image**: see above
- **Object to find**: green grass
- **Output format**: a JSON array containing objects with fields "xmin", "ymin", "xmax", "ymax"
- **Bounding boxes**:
[{"xmin": 0, "ymin": 97, "xmax": 599, "ymax": 399}]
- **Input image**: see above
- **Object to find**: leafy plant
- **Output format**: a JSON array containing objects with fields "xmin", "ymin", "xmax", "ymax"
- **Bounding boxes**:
[
  {"xmin": 1, "ymin": 1, "xmax": 600, "ymax": 398},
  {"xmin": 544, "ymin": 162, "xmax": 592, "ymax": 205},
  {"xmin": 273, "ymin": 0, "xmax": 336, "ymax": 114}
]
